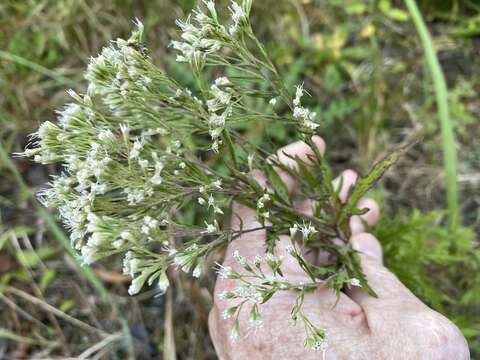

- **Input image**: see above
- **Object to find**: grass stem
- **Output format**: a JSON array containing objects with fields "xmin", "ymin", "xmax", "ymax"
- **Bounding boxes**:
[{"xmin": 404, "ymin": 0, "xmax": 460, "ymax": 230}]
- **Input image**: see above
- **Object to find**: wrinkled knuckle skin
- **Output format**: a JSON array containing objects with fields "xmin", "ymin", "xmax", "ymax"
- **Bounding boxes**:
[
  {"xmin": 424, "ymin": 312, "xmax": 470, "ymax": 360},
  {"xmin": 401, "ymin": 309, "xmax": 470, "ymax": 360}
]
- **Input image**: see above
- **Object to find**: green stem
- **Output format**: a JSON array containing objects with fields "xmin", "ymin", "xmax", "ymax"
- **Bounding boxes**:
[
  {"xmin": 404, "ymin": 0, "xmax": 460, "ymax": 230},
  {"xmin": 223, "ymin": 128, "xmax": 239, "ymax": 169}
]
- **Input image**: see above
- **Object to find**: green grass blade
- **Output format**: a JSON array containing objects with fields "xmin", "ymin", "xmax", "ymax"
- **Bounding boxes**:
[
  {"xmin": 0, "ymin": 50, "xmax": 77, "ymax": 87},
  {"xmin": 404, "ymin": 0, "xmax": 460, "ymax": 229},
  {"xmin": 0, "ymin": 327, "xmax": 51, "ymax": 346}
]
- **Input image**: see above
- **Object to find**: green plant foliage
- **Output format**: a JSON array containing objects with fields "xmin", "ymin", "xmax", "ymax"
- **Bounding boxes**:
[{"xmin": 373, "ymin": 210, "xmax": 480, "ymax": 354}]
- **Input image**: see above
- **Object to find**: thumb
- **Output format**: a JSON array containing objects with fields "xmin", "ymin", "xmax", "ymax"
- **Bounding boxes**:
[{"xmin": 346, "ymin": 233, "xmax": 420, "ymax": 312}]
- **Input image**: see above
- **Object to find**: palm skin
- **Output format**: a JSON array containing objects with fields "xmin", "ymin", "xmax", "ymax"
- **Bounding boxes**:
[{"xmin": 208, "ymin": 137, "xmax": 469, "ymax": 360}]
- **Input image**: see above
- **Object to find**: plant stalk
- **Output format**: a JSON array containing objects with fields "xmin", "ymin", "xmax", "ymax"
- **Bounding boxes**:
[{"xmin": 404, "ymin": 0, "xmax": 460, "ymax": 230}]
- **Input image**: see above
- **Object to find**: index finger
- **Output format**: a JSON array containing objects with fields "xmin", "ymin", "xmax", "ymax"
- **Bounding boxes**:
[
  {"xmin": 225, "ymin": 136, "xmax": 326, "ymax": 264},
  {"xmin": 271, "ymin": 135, "xmax": 326, "ymax": 192}
]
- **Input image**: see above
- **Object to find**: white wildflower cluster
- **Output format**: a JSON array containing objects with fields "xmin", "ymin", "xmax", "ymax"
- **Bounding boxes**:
[
  {"xmin": 24, "ymin": 21, "xmax": 224, "ymax": 296},
  {"xmin": 312, "ymin": 339, "xmax": 328, "ymax": 352},
  {"xmin": 206, "ymin": 77, "xmax": 235, "ymax": 152},
  {"xmin": 24, "ymin": 5, "xmax": 373, "ymax": 352},
  {"xmin": 171, "ymin": 1, "xmax": 252, "ymax": 69},
  {"xmin": 197, "ymin": 179, "xmax": 224, "ymax": 235},
  {"xmin": 123, "ymin": 251, "xmax": 169, "ymax": 295},
  {"xmin": 228, "ymin": 1, "xmax": 248, "ymax": 35},
  {"xmin": 171, "ymin": 15, "xmax": 221, "ymax": 67},
  {"xmin": 256, "ymin": 193, "xmax": 271, "ymax": 220},
  {"xmin": 295, "ymin": 310, "xmax": 328, "ymax": 353},
  {"xmin": 85, "ymin": 19, "xmax": 154, "ymax": 111},
  {"xmin": 218, "ymin": 248, "xmax": 329, "ymax": 343},
  {"xmin": 292, "ymin": 84, "xmax": 320, "ymax": 131},
  {"xmin": 173, "ymin": 244, "xmax": 204, "ymax": 278}
]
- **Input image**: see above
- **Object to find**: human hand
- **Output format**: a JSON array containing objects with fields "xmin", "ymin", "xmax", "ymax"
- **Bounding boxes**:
[{"xmin": 208, "ymin": 137, "xmax": 469, "ymax": 359}]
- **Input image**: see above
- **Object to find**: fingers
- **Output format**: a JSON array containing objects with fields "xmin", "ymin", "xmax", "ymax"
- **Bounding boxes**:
[
  {"xmin": 272, "ymin": 135, "xmax": 325, "ymax": 193},
  {"xmin": 349, "ymin": 198, "xmax": 380, "ymax": 235},
  {"xmin": 225, "ymin": 136, "xmax": 326, "ymax": 266},
  {"xmin": 351, "ymin": 233, "xmax": 383, "ymax": 263},
  {"xmin": 225, "ymin": 202, "xmax": 266, "ymax": 265},
  {"xmin": 333, "ymin": 169, "xmax": 358, "ymax": 203},
  {"xmin": 334, "ymin": 170, "xmax": 380, "ymax": 235},
  {"xmin": 316, "ymin": 170, "xmax": 380, "ymax": 265}
]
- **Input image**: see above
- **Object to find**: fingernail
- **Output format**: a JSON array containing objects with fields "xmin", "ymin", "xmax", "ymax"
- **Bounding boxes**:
[{"xmin": 351, "ymin": 233, "xmax": 383, "ymax": 263}]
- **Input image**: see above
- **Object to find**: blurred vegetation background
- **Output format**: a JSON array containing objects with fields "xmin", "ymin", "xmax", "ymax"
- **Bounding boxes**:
[{"xmin": 0, "ymin": 0, "xmax": 479, "ymax": 358}]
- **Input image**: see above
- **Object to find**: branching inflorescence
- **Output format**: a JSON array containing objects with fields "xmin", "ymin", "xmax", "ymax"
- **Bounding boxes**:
[{"xmin": 24, "ymin": 0, "xmax": 407, "ymax": 351}]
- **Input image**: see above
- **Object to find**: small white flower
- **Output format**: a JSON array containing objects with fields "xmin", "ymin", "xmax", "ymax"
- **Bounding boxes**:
[
  {"xmin": 212, "ymin": 180, "xmax": 222, "ymax": 188},
  {"xmin": 312, "ymin": 339, "xmax": 328, "ymax": 351},
  {"xmin": 120, "ymin": 231, "xmax": 132, "ymax": 240},
  {"xmin": 128, "ymin": 275, "xmax": 144, "ymax": 296},
  {"xmin": 204, "ymin": 223, "xmax": 216, "ymax": 233},
  {"xmin": 198, "ymin": 197, "xmax": 206, "ymax": 205},
  {"xmin": 294, "ymin": 84, "xmax": 304, "ymax": 106},
  {"xmin": 151, "ymin": 174, "xmax": 163, "ymax": 185},
  {"xmin": 350, "ymin": 278, "xmax": 361, "ymax": 287},
  {"xmin": 232, "ymin": 250, "xmax": 247, "ymax": 266},
  {"xmin": 120, "ymin": 124, "xmax": 130, "ymax": 137},
  {"xmin": 217, "ymin": 265, "xmax": 233, "ymax": 279},
  {"xmin": 257, "ymin": 193, "xmax": 271, "ymax": 209},
  {"xmin": 215, "ymin": 77, "xmax": 231, "ymax": 86},
  {"xmin": 228, "ymin": 1, "xmax": 246, "ymax": 35},
  {"xmin": 208, "ymin": 194, "xmax": 215, "ymax": 207},
  {"xmin": 138, "ymin": 159, "xmax": 149, "ymax": 169},
  {"xmin": 299, "ymin": 222, "xmax": 317, "ymax": 240},
  {"xmin": 80, "ymin": 245, "xmax": 97, "ymax": 264},
  {"xmin": 141, "ymin": 225, "xmax": 150, "ymax": 234},
  {"xmin": 98, "ymin": 129, "xmax": 115, "ymax": 141},
  {"xmin": 233, "ymin": 285, "xmax": 263, "ymax": 303},
  {"xmin": 269, "ymin": 97, "xmax": 277, "ymax": 106},
  {"xmin": 157, "ymin": 277, "xmax": 169, "ymax": 294},
  {"xmin": 208, "ymin": 114, "xmax": 225, "ymax": 127},
  {"xmin": 211, "ymin": 140, "xmax": 220, "ymax": 153},
  {"xmin": 203, "ymin": 220, "xmax": 219, "ymax": 234},
  {"xmin": 112, "ymin": 239, "xmax": 125, "ymax": 249},
  {"xmin": 248, "ymin": 318, "xmax": 263, "ymax": 330},
  {"xmin": 222, "ymin": 309, "xmax": 232, "ymax": 319},
  {"xmin": 192, "ymin": 265, "xmax": 202, "ymax": 278},
  {"xmin": 204, "ymin": 0, "xmax": 217, "ymax": 18}
]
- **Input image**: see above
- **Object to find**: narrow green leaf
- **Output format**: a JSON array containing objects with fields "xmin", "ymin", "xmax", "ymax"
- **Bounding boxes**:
[
  {"xmin": 264, "ymin": 164, "xmax": 290, "ymax": 204},
  {"xmin": 404, "ymin": 0, "xmax": 459, "ymax": 230},
  {"xmin": 340, "ymin": 140, "xmax": 417, "ymax": 223},
  {"xmin": 39, "ymin": 269, "xmax": 57, "ymax": 292}
]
